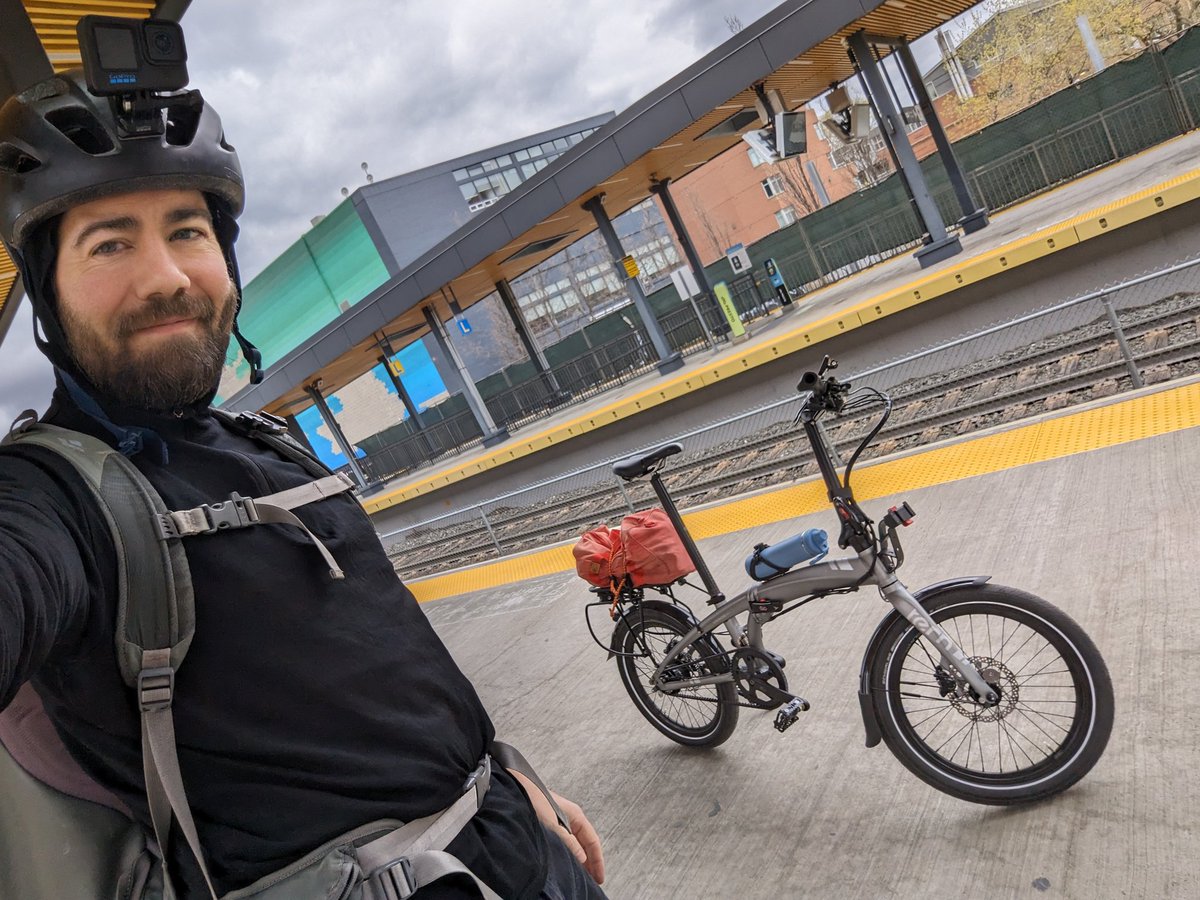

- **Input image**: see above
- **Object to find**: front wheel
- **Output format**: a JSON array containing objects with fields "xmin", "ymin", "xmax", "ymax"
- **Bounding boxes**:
[
  {"xmin": 869, "ymin": 583, "xmax": 1113, "ymax": 805},
  {"xmin": 612, "ymin": 604, "xmax": 739, "ymax": 748}
]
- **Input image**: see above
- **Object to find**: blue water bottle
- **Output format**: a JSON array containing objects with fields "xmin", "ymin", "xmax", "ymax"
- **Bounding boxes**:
[{"xmin": 745, "ymin": 528, "xmax": 828, "ymax": 581}]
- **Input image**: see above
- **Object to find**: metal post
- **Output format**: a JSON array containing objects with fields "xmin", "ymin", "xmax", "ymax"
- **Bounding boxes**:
[
  {"xmin": 648, "ymin": 181, "xmax": 710, "ymax": 350},
  {"xmin": 614, "ymin": 474, "xmax": 635, "ymax": 513},
  {"xmin": 649, "ymin": 178, "xmax": 719, "ymax": 347},
  {"xmin": 495, "ymin": 278, "xmax": 567, "ymax": 399},
  {"xmin": 421, "ymin": 305, "xmax": 509, "ymax": 447},
  {"xmin": 895, "ymin": 38, "xmax": 989, "ymax": 234},
  {"xmin": 1102, "ymin": 297, "xmax": 1144, "ymax": 388},
  {"xmin": 848, "ymin": 30, "xmax": 962, "ymax": 268},
  {"xmin": 582, "ymin": 194, "xmax": 684, "ymax": 375},
  {"xmin": 480, "ymin": 507, "xmax": 502, "ymax": 555},
  {"xmin": 304, "ymin": 383, "xmax": 369, "ymax": 489}
]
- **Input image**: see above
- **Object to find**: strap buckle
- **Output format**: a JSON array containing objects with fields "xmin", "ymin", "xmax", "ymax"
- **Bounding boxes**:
[
  {"xmin": 366, "ymin": 857, "xmax": 417, "ymax": 900},
  {"xmin": 155, "ymin": 493, "xmax": 260, "ymax": 539},
  {"xmin": 138, "ymin": 666, "xmax": 175, "ymax": 711},
  {"xmin": 462, "ymin": 755, "xmax": 491, "ymax": 808}
]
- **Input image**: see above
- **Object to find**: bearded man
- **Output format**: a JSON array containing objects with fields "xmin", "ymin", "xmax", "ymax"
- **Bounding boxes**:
[{"xmin": 0, "ymin": 64, "xmax": 605, "ymax": 900}]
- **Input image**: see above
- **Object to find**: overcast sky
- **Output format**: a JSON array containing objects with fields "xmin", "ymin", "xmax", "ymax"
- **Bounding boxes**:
[{"xmin": 0, "ymin": 0, "xmax": 989, "ymax": 426}]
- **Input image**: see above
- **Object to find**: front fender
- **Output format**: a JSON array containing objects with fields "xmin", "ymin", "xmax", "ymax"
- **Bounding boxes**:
[{"xmin": 856, "ymin": 576, "xmax": 991, "ymax": 748}]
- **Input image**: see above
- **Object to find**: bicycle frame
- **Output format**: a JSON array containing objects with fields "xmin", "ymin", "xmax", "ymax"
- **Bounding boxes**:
[
  {"xmin": 636, "ymin": 365, "xmax": 999, "ymax": 706},
  {"xmin": 647, "ymin": 550, "xmax": 995, "ymax": 703}
]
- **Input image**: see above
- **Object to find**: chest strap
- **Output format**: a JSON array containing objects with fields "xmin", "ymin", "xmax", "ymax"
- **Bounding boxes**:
[{"xmin": 153, "ymin": 472, "xmax": 355, "ymax": 579}]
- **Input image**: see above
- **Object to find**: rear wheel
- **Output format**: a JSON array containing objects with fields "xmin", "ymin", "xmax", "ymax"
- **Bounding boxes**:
[
  {"xmin": 869, "ymin": 584, "xmax": 1113, "ymax": 804},
  {"xmin": 613, "ymin": 605, "xmax": 738, "ymax": 748}
]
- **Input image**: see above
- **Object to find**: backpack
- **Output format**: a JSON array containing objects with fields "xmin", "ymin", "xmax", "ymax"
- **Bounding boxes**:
[
  {"xmin": 573, "ymin": 508, "xmax": 695, "ymax": 589},
  {"xmin": 572, "ymin": 524, "xmax": 625, "ymax": 587},
  {"xmin": 620, "ymin": 509, "xmax": 695, "ymax": 587},
  {"xmin": 0, "ymin": 411, "xmax": 565, "ymax": 899}
]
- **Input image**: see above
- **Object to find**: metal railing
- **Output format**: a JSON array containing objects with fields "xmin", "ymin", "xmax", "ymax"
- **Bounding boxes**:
[{"xmin": 379, "ymin": 256, "xmax": 1200, "ymax": 578}]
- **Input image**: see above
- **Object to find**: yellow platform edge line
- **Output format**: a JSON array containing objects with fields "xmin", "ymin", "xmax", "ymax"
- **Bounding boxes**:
[
  {"xmin": 363, "ymin": 165, "xmax": 1200, "ymax": 516},
  {"xmin": 408, "ymin": 381, "xmax": 1200, "ymax": 603}
]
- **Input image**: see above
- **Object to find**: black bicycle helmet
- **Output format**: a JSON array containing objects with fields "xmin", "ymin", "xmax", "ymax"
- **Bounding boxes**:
[{"xmin": 0, "ymin": 69, "xmax": 262, "ymax": 386}]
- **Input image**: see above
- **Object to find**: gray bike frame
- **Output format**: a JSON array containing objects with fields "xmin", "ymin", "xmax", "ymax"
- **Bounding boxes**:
[{"xmin": 650, "ymin": 549, "xmax": 995, "ymax": 701}]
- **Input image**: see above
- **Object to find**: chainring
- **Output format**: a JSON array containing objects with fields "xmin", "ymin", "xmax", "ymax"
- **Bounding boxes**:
[{"xmin": 732, "ymin": 648, "xmax": 789, "ymax": 710}]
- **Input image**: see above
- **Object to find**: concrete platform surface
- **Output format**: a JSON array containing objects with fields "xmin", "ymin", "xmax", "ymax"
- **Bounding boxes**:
[{"xmin": 422, "ymin": 425, "xmax": 1198, "ymax": 899}]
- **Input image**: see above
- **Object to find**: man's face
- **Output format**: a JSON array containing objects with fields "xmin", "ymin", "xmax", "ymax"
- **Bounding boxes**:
[{"xmin": 53, "ymin": 188, "xmax": 238, "ymax": 412}]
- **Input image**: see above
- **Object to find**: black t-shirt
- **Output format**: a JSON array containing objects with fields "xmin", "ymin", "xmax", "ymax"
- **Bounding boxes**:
[{"xmin": 0, "ymin": 394, "xmax": 547, "ymax": 898}]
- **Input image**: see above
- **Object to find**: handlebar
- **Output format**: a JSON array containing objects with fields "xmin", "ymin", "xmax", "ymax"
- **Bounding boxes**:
[{"xmin": 797, "ymin": 359, "xmax": 851, "ymax": 417}]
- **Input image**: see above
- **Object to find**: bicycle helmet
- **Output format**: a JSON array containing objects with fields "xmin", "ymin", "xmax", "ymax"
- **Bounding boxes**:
[{"xmin": 0, "ymin": 69, "xmax": 263, "ymax": 387}]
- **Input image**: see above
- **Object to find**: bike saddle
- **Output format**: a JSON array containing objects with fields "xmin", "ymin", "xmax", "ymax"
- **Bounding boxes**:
[{"xmin": 612, "ymin": 443, "xmax": 682, "ymax": 480}]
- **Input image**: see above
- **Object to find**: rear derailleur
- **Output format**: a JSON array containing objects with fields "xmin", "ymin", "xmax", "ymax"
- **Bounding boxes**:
[{"xmin": 731, "ymin": 648, "xmax": 811, "ymax": 732}]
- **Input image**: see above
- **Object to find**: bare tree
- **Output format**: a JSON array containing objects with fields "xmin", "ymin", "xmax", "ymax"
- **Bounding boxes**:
[
  {"xmin": 725, "ymin": 15, "xmax": 744, "ymax": 34},
  {"xmin": 685, "ymin": 193, "xmax": 736, "ymax": 263}
]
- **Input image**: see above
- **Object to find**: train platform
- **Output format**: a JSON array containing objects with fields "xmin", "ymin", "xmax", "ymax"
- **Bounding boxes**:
[
  {"xmin": 419, "ymin": 374, "xmax": 1200, "ymax": 899},
  {"xmin": 361, "ymin": 128, "xmax": 1200, "ymax": 521}
]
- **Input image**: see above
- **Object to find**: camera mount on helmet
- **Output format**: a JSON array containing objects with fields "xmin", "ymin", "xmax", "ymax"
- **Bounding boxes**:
[{"xmin": 77, "ymin": 15, "xmax": 190, "ymax": 138}]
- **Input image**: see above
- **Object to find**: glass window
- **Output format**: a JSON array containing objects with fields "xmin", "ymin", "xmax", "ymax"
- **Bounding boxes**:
[
  {"xmin": 775, "ymin": 206, "xmax": 797, "ymax": 227},
  {"xmin": 467, "ymin": 164, "xmax": 484, "ymax": 177},
  {"xmin": 522, "ymin": 162, "xmax": 538, "ymax": 178},
  {"xmin": 497, "ymin": 154, "xmax": 512, "ymax": 167},
  {"xmin": 527, "ymin": 144, "xmax": 542, "ymax": 157},
  {"xmin": 453, "ymin": 168, "xmax": 469, "ymax": 182},
  {"xmin": 504, "ymin": 169, "xmax": 522, "ymax": 190},
  {"xmin": 762, "ymin": 174, "xmax": 785, "ymax": 198},
  {"xmin": 554, "ymin": 137, "xmax": 569, "ymax": 151},
  {"xmin": 459, "ymin": 184, "xmax": 476, "ymax": 200},
  {"xmin": 540, "ymin": 141, "xmax": 556, "ymax": 154},
  {"xmin": 535, "ymin": 158, "xmax": 549, "ymax": 171},
  {"xmin": 568, "ymin": 133, "xmax": 583, "ymax": 145},
  {"xmin": 482, "ymin": 158, "xmax": 498, "ymax": 171},
  {"xmin": 515, "ymin": 148, "xmax": 530, "ymax": 161}
]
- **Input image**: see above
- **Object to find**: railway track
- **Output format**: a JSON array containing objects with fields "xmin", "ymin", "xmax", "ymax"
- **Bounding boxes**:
[{"xmin": 388, "ymin": 292, "xmax": 1200, "ymax": 580}]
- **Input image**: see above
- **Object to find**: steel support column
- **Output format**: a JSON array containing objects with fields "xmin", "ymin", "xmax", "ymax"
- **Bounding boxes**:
[
  {"xmin": 375, "ymin": 334, "xmax": 426, "ymax": 430},
  {"xmin": 495, "ymin": 278, "xmax": 566, "ymax": 398},
  {"xmin": 847, "ymin": 30, "xmax": 961, "ymax": 269},
  {"xmin": 895, "ymin": 38, "xmax": 988, "ymax": 234},
  {"xmin": 421, "ymin": 305, "xmax": 509, "ymax": 447},
  {"xmin": 304, "ymin": 384, "xmax": 369, "ymax": 490},
  {"xmin": 649, "ymin": 178, "xmax": 718, "ymax": 347},
  {"xmin": 582, "ymin": 195, "xmax": 683, "ymax": 375}
]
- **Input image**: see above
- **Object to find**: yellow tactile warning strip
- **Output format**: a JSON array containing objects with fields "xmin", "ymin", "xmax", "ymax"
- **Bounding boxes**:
[
  {"xmin": 407, "ymin": 380, "xmax": 1200, "ymax": 602},
  {"xmin": 363, "ymin": 162, "xmax": 1200, "ymax": 516}
]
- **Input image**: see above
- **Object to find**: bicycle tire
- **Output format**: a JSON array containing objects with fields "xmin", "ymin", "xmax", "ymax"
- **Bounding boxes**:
[
  {"xmin": 868, "ymin": 583, "xmax": 1113, "ymax": 805},
  {"xmin": 612, "ymin": 604, "xmax": 739, "ymax": 748}
]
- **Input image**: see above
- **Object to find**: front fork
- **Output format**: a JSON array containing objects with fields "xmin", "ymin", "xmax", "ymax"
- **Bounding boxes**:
[{"xmin": 872, "ymin": 558, "xmax": 999, "ymax": 704}]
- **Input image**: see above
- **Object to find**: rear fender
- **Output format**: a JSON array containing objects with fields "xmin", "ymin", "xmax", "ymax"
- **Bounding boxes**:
[{"xmin": 856, "ymin": 576, "xmax": 991, "ymax": 748}]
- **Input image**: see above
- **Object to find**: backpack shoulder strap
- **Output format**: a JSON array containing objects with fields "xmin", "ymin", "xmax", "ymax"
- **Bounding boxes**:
[
  {"xmin": 211, "ymin": 408, "xmax": 335, "ymax": 478},
  {"xmin": 2, "ymin": 418, "xmax": 219, "ymax": 898}
]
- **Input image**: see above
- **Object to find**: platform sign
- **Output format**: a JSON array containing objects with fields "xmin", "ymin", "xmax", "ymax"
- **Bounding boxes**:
[
  {"xmin": 764, "ymin": 257, "xmax": 792, "ymax": 307},
  {"xmin": 621, "ymin": 254, "xmax": 640, "ymax": 278},
  {"xmin": 712, "ymin": 281, "xmax": 746, "ymax": 338},
  {"xmin": 669, "ymin": 265, "xmax": 700, "ymax": 299},
  {"xmin": 455, "ymin": 317, "xmax": 472, "ymax": 335},
  {"xmin": 725, "ymin": 243, "xmax": 752, "ymax": 275},
  {"xmin": 387, "ymin": 358, "xmax": 405, "ymax": 377}
]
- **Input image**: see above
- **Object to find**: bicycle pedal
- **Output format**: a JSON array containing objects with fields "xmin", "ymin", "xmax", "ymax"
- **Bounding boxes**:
[{"xmin": 773, "ymin": 697, "xmax": 810, "ymax": 733}]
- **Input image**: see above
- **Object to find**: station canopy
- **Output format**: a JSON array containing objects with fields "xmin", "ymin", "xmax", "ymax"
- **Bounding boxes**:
[{"xmin": 0, "ymin": 0, "xmax": 983, "ymax": 415}]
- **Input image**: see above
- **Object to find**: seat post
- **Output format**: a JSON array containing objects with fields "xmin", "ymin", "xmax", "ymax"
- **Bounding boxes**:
[{"xmin": 648, "ymin": 471, "xmax": 724, "ymax": 603}]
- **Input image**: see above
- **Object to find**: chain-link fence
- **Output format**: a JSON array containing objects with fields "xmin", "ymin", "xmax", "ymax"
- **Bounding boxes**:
[{"xmin": 381, "ymin": 255, "xmax": 1200, "ymax": 580}]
